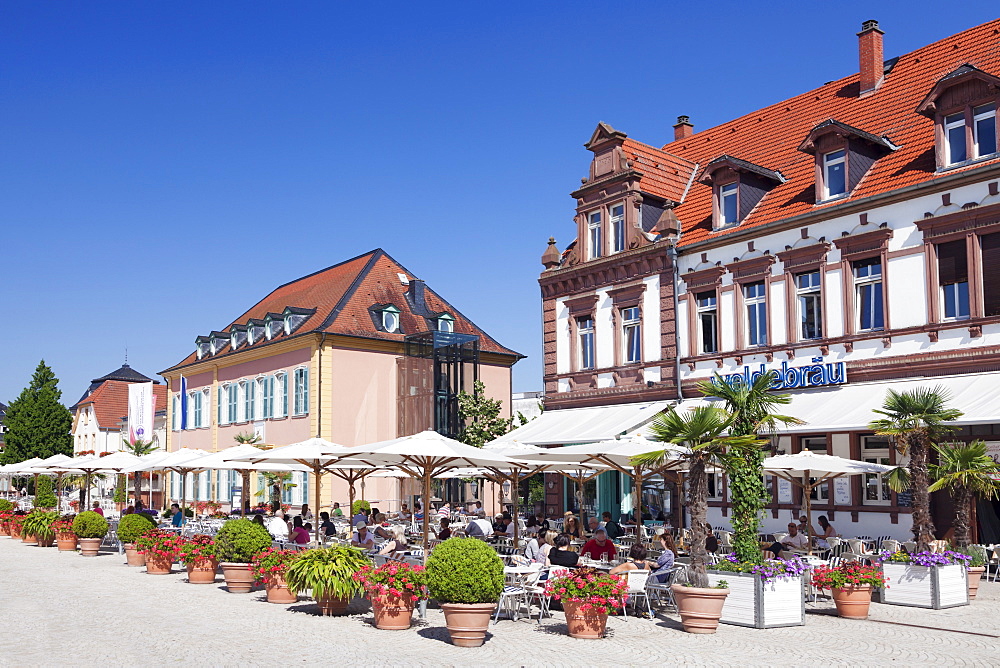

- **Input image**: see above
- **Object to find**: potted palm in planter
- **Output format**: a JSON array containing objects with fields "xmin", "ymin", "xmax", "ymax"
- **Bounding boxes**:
[
  {"xmin": 811, "ymin": 560, "xmax": 889, "ymax": 619},
  {"xmin": 118, "ymin": 513, "xmax": 158, "ymax": 566},
  {"xmin": 22, "ymin": 511, "xmax": 59, "ymax": 547},
  {"xmin": 426, "ymin": 537, "xmax": 504, "ymax": 647},
  {"xmin": 72, "ymin": 510, "xmax": 108, "ymax": 556},
  {"xmin": 215, "ymin": 519, "xmax": 273, "ymax": 593},
  {"xmin": 354, "ymin": 561, "xmax": 427, "ymax": 629},
  {"xmin": 136, "ymin": 529, "xmax": 187, "ymax": 574},
  {"xmin": 53, "ymin": 517, "xmax": 78, "ymax": 551},
  {"xmin": 285, "ymin": 545, "xmax": 371, "ymax": 615},
  {"xmin": 544, "ymin": 567, "xmax": 628, "ymax": 639},
  {"xmin": 633, "ymin": 405, "xmax": 763, "ymax": 634},
  {"xmin": 877, "ymin": 550, "xmax": 970, "ymax": 609},
  {"xmin": 178, "ymin": 534, "xmax": 219, "ymax": 584},
  {"xmin": 250, "ymin": 548, "xmax": 302, "ymax": 603}
]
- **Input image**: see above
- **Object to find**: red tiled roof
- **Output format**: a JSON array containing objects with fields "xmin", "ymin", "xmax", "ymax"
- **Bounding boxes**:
[
  {"xmin": 75, "ymin": 381, "xmax": 167, "ymax": 431},
  {"xmin": 165, "ymin": 250, "xmax": 522, "ymax": 371},
  {"xmin": 626, "ymin": 19, "xmax": 1000, "ymax": 247},
  {"xmin": 621, "ymin": 138, "xmax": 698, "ymax": 203}
]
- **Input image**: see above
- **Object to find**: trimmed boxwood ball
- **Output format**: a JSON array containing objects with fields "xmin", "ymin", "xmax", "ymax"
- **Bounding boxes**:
[
  {"xmin": 118, "ymin": 512, "xmax": 157, "ymax": 543},
  {"xmin": 426, "ymin": 538, "xmax": 504, "ymax": 604},
  {"xmin": 215, "ymin": 519, "xmax": 272, "ymax": 563},
  {"xmin": 72, "ymin": 511, "xmax": 109, "ymax": 539}
]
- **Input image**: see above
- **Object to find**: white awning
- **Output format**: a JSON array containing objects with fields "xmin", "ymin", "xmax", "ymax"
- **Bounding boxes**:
[
  {"xmin": 491, "ymin": 401, "xmax": 669, "ymax": 447},
  {"xmin": 665, "ymin": 371, "xmax": 1000, "ymax": 434}
]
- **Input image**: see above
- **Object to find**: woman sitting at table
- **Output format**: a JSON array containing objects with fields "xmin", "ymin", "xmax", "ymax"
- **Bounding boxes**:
[
  {"xmin": 649, "ymin": 530, "xmax": 677, "ymax": 582},
  {"xmin": 372, "ymin": 513, "xmax": 393, "ymax": 540},
  {"xmin": 378, "ymin": 526, "xmax": 408, "ymax": 556},
  {"xmin": 535, "ymin": 530, "xmax": 556, "ymax": 564},
  {"xmin": 563, "ymin": 514, "xmax": 583, "ymax": 540},
  {"xmin": 288, "ymin": 516, "xmax": 310, "ymax": 544},
  {"xmin": 814, "ymin": 515, "xmax": 837, "ymax": 549},
  {"xmin": 610, "ymin": 543, "xmax": 652, "ymax": 575},
  {"xmin": 548, "ymin": 533, "xmax": 579, "ymax": 568}
]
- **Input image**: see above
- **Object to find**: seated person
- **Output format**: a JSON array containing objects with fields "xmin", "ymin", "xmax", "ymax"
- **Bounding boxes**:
[
  {"xmin": 437, "ymin": 518, "xmax": 452, "ymax": 540},
  {"xmin": 378, "ymin": 526, "xmax": 408, "ymax": 555},
  {"xmin": 610, "ymin": 543, "xmax": 652, "ymax": 575},
  {"xmin": 331, "ymin": 502, "xmax": 344, "ymax": 518},
  {"xmin": 650, "ymin": 530, "xmax": 677, "ymax": 582},
  {"xmin": 466, "ymin": 511, "xmax": 494, "ymax": 538},
  {"xmin": 267, "ymin": 510, "xmax": 288, "ymax": 540},
  {"xmin": 372, "ymin": 513, "xmax": 393, "ymax": 540},
  {"xmin": 768, "ymin": 523, "xmax": 809, "ymax": 557},
  {"xmin": 579, "ymin": 528, "xmax": 617, "ymax": 562},
  {"xmin": 299, "ymin": 503, "xmax": 314, "ymax": 522},
  {"xmin": 601, "ymin": 511, "xmax": 623, "ymax": 540},
  {"xmin": 318, "ymin": 511, "xmax": 336, "ymax": 537},
  {"xmin": 704, "ymin": 523, "xmax": 720, "ymax": 554},
  {"xmin": 587, "ymin": 516, "xmax": 600, "ymax": 536},
  {"xmin": 351, "ymin": 522, "xmax": 377, "ymax": 550},
  {"xmin": 492, "ymin": 513, "xmax": 507, "ymax": 534},
  {"xmin": 501, "ymin": 515, "xmax": 515, "ymax": 536},
  {"xmin": 252, "ymin": 514, "xmax": 267, "ymax": 527},
  {"xmin": 548, "ymin": 533, "xmax": 580, "ymax": 568},
  {"xmin": 170, "ymin": 503, "xmax": 184, "ymax": 528},
  {"xmin": 396, "ymin": 503, "xmax": 412, "ymax": 521},
  {"xmin": 351, "ymin": 509, "xmax": 368, "ymax": 527},
  {"xmin": 288, "ymin": 516, "xmax": 310, "ymax": 544},
  {"xmin": 524, "ymin": 530, "xmax": 544, "ymax": 563}
]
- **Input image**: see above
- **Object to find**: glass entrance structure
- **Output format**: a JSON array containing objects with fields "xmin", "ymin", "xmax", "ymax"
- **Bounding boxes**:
[{"xmin": 399, "ymin": 331, "xmax": 479, "ymax": 439}]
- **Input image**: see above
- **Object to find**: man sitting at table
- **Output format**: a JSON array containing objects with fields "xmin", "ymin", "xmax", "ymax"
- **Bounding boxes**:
[
  {"xmin": 352, "ymin": 522, "xmax": 377, "ymax": 550},
  {"xmin": 767, "ymin": 522, "xmax": 808, "ymax": 558},
  {"xmin": 601, "ymin": 511, "xmax": 623, "ymax": 540},
  {"xmin": 580, "ymin": 528, "xmax": 617, "ymax": 562},
  {"xmin": 466, "ymin": 511, "xmax": 494, "ymax": 538},
  {"xmin": 586, "ymin": 516, "xmax": 600, "ymax": 536}
]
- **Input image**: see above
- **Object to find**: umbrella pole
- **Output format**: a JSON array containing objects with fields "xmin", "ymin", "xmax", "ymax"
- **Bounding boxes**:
[
  {"xmin": 422, "ymin": 469, "xmax": 431, "ymax": 564},
  {"xmin": 512, "ymin": 472, "xmax": 520, "ymax": 550},
  {"xmin": 241, "ymin": 470, "xmax": 251, "ymax": 515},
  {"xmin": 805, "ymin": 472, "xmax": 814, "ymax": 556},
  {"xmin": 85, "ymin": 472, "xmax": 92, "ymax": 510},
  {"xmin": 181, "ymin": 472, "xmax": 187, "ymax": 525},
  {"xmin": 634, "ymin": 470, "xmax": 644, "ymax": 529},
  {"xmin": 348, "ymin": 475, "xmax": 356, "ymax": 521},
  {"xmin": 314, "ymin": 467, "xmax": 322, "ymax": 544}
]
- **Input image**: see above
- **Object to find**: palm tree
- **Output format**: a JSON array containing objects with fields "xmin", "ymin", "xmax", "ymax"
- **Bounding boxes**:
[
  {"xmin": 233, "ymin": 432, "xmax": 262, "ymax": 514},
  {"xmin": 928, "ymin": 440, "xmax": 1000, "ymax": 547},
  {"xmin": 633, "ymin": 406, "xmax": 764, "ymax": 588},
  {"xmin": 697, "ymin": 372, "xmax": 803, "ymax": 563},
  {"xmin": 869, "ymin": 386, "xmax": 963, "ymax": 552},
  {"xmin": 122, "ymin": 438, "xmax": 158, "ymax": 507},
  {"xmin": 256, "ymin": 472, "xmax": 295, "ymax": 512}
]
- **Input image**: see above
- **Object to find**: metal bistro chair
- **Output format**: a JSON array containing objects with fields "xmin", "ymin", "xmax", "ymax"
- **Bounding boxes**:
[
  {"xmin": 621, "ymin": 569, "xmax": 653, "ymax": 620},
  {"xmin": 646, "ymin": 564, "xmax": 685, "ymax": 610}
]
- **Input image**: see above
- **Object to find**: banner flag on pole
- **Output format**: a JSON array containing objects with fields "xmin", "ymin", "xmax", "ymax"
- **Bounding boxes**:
[
  {"xmin": 180, "ymin": 376, "xmax": 188, "ymax": 431},
  {"xmin": 128, "ymin": 382, "xmax": 154, "ymax": 445}
]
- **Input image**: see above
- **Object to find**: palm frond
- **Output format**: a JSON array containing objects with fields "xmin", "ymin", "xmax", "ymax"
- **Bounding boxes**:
[{"xmin": 885, "ymin": 466, "xmax": 910, "ymax": 493}]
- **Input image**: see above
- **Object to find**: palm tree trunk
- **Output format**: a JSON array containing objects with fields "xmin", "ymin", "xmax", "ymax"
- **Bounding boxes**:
[
  {"xmin": 909, "ymin": 433, "xmax": 936, "ymax": 552},
  {"xmin": 952, "ymin": 487, "xmax": 973, "ymax": 548},
  {"xmin": 687, "ymin": 457, "xmax": 710, "ymax": 589},
  {"xmin": 133, "ymin": 473, "xmax": 141, "ymax": 508}
]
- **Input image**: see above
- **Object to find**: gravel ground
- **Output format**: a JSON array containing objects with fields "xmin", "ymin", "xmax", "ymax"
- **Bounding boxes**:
[{"xmin": 1, "ymin": 537, "xmax": 998, "ymax": 667}]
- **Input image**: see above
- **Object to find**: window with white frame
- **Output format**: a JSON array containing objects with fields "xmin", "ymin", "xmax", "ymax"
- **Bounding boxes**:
[
  {"xmin": 796, "ymin": 271, "xmax": 823, "ymax": 339},
  {"xmin": 744, "ymin": 281, "xmax": 767, "ymax": 346},
  {"xmin": 610, "ymin": 203, "xmax": 626, "ymax": 253},
  {"xmin": 191, "ymin": 391, "xmax": 202, "ymax": 429},
  {"xmin": 236, "ymin": 380, "xmax": 247, "ymax": 422},
  {"xmin": 587, "ymin": 211, "xmax": 602, "ymax": 260},
  {"xmin": 437, "ymin": 314, "xmax": 454, "ymax": 333},
  {"xmin": 862, "ymin": 435, "xmax": 892, "ymax": 505},
  {"xmin": 293, "ymin": 367, "xmax": 309, "ymax": 416},
  {"xmin": 707, "ymin": 472, "xmax": 724, "ymax": 500},
  {"xmin": 381, "ymin": 305, "xmax": 400, "ymax": 333},
  {"xmin": 202, "ymin": 389, "xmax": 210, "ymax": 427},
  {"xmin": 944, "ymin": 112, "xmax": 967, "ymax": 165},
  {"xmin": 696, "ymin": 291, "xmax": 718, "ymax": 354},
  {"xmin": 171, "ymin": 395, "xmax": 180, "ymax": 431},
  {"xmin": 621, "ymin": 306, "xmax": 641, "ymax": 364},
  {"xmin": 275, "ymin": 372, "xmax": 288, "ymax": 418},
  {"xmin": 822, "ymin": 150, "xmax": 846, "ymax": 199},
  {"xmin": 262, "ymin": 375, "xmax": 274, "ymax": 420},
  {"xmin": 226, "ymin": 383, "xmax": 238, "ymax": 424},
  {"xmin": 577, "ymin": 316, "xmax": 595, "ymax": 370},
  {"xmin": 720, "ymin": 183, "xmax": 738, "ymax": 226},
  {"xmin": 937, "ymin": 240, "xmax": 970, "ymax": 320},
  {"xmin": 245, "ymin": 378, "xmax": 258, "ymax": 422},
  {"xmin": 854, "ymin": 257, "xmax": 884, "ymax": 331},
  {"xmin": 973, "ymin": 103, "xmax": 998, "ymax": 159}
]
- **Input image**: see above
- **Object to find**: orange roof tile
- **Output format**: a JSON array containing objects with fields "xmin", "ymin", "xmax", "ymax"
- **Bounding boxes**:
[{"xmin": 621, "ymin": 138, "xmax": 698, "ymax": 203}]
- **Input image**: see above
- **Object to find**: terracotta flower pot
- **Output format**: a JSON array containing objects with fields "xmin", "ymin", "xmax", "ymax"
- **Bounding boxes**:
[
  {"xmin": 124, "ymin": 544, "xmax": 147, "ymax": 567},
  {"xmin": 315, "ymin": 595, "xmax": 351, "ymax": 616},
  {"xmin": 265, "ymin": 575, "xmax": 298, "ymax": 604},
  {"xmin": 10, "ymin": 524, "xmax": 23, "ymax": 539},
  {"xmin": 220, "ymin": 562, "xmax": 256, "ymax": 593},
  {"xmin": 186, "ymin": 559, "xmax": 218, "ymax": 584},
  {"xmin": 36, "ymin": 535, "xmax": 55, "ymax": 547},
  {"xmin": 831, "ymin": 584, "xmax": 873, "ymax": 619},
  {"xmin": 79, "ymin": 537, "xmax": 102, "ymax": 557},
  {"xmin": 440, "ymin": 602, "xmax": 497, "ymax": 647},
  {"xmin": 370, "ymin": 591, "xmax": 416, "ymax": 630},
  {"xmin": 0, "ymin": 521, "xmax": 9, "ymax": 536},
  {"xmin": 145, "ymin": 554, "xmax": 174, "ymax": 575},
  {"xmin": 562, "ymin": 599, "xmax": 609, "ymax": 639},
  {"xmin": 967, "ymin": 566, "xmax": 986, "ymax": 600},
  {"xmin": 21, "ymin": 532, "xmax": 37, "ymax": 545},
  {"xmin": 672, "ymin": 584, "xmax": 729, "ymax": 634},
  {"xmin": 56, "ymin": 533, "xmax": 78, "ymax": 551}
]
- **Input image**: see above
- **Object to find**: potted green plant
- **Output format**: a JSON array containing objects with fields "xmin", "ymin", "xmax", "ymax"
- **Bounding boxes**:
[
  {"xmin": 285, "ymin": 545, "xmax": 371, "ymax": 615},
  {"xmin": 8, "ymin": 513, "xmax": 26, "ymax": 540},
  {"xmin": 72, "ymin": 510, "xmax": 109, "ymax": 556},
  {"xmin": 811, "ymin": 560, "xmax": 889, "ymax": 619},
  {"xmin": 215, "ymin": 519, "xmax": 273, "ymax": 593},
  {"xmin": 351, "ymin": 499, "xmax": 371, "ymax": 517},
  {"xmin": 118, "ymin": 513, "xmax": 158, "ymax": 566},
  {"xmin": 250, "ymin": 548, "xmax": 303, "ymax": 603},
  {"xmin": 354, "ymin": 561, "xmax": 427, "ymax": 629},
  {"xmin": 177, "ymin": 534, "xmax": 219, "ymax": 584},
  {"xmin": 33, "ymin": 477, "xmax": 58, "ymax": 510},
  {"xmin": 135, "ymin": 529, "xmax": 187, "ymax": 574},
  {"xmin": 53, "ymin": 517, "xmax": 78, "ymax": 551},
  {"xmin": 544, "ymin": 567, "xmax": 628, "ymax": 639},
  {"xmin": 22, "ymin": 511, "xmax": 59, "ymax": 547},
  {"xmin": 951, "ymin": 545, "xmax": 988, "ymax": 599},
  {"xmin": 425, "ymin": 538, "xmax": 504, "ymax": 647}
]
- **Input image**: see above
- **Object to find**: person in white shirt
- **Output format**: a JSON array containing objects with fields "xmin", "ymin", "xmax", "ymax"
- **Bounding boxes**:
[
  {"xmin": 352, "ymin": 522, "xmax": 377, "ymax": 550},
  {"xmin": 466, "ymin": 511, "xmax": 494, "ymax": 538},
  {"xmin": 267, "ymin": 510, "xmax": 289, "ymax": 540},
  {"xmin": 768, "ymin": 523, "xmax": 808, "ymax": 557}
]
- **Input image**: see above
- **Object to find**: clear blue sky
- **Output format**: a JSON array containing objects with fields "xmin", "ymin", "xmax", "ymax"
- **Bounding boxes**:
[{"xmin": 2, "ymin": 2, "xmax": 997, "ymax": 405}]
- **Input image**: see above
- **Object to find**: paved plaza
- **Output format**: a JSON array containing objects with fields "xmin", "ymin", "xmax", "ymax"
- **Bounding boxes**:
[{"xmin": 0, "ymin": 538, "xmax": 997, "ymax": 667}]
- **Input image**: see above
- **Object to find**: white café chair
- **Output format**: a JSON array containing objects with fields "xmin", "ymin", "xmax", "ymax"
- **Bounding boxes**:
[{"xmin": 621, "ymin": 569, "xmax": 653, "ymax": 620}]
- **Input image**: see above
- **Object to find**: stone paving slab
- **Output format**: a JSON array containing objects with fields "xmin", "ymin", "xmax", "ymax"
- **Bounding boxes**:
[{"xmin": 0, "ymin": 538, "xmax": 997, "ymax": 667}]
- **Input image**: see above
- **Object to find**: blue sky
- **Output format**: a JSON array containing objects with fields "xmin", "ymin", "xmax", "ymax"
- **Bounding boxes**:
[{"xmin": 2, "ymin": 2, "xmax": 997, "ymax": 404}]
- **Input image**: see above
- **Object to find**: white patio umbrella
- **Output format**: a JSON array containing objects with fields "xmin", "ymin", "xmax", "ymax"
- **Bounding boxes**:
[
  {"xmin": 62, "ymin": 452, "xmax": 151, "ymax": 509},
  {"xmin": 333, "ymin": 431, "xmax": 524, "ymax": 560},
  {"xmin": 128, "ymin": 448, "xmax": 211, "ymax": 518},
  {"xmin": 763, "ymin": 450, "xmax": 894, "ymax": 554},
  {"xmin": 19, "ymin": 454, "xmax": 74, "ymax": 510},
  {"xmin": 181, "ymin": 444, "xmax": 308, "ymax": 515},
  {"xmin": 4, "ymin": 458, "xmax": 46, "ymax": 505}
]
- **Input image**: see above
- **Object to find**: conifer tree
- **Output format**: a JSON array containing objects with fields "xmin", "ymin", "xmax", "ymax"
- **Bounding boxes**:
[{"xmin": 1, "ymin": 360, "xmax": 73, "ymax": 465}]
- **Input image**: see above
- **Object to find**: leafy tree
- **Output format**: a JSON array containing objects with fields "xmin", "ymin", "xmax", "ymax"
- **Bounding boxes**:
[
  {"xmin": 256, "ymin": 472, "xmax": 294, "ymax": 512},
  {"xmin": 697, "ymin": 372, "xmax": 802, "ymax": 564},
  {"xmin": 1, "ymin": 360, "xmax": 73, "ymax": 465},
  {"xmin": 457, "ymin": 380, "xmax": 513, "ymax": 448},
  {"xmin": 34, "ymin": 476, "xmax": 58, "ymax": 509},
  {"xmin": 928, "ymin": 440, "xmax": 1000, "ymax": 547},
  {"xmin": 634, "ymin": 406, "xmax": 764, "ymax": 588},
  {"xmin": 233, "ymin": 432, "xmax": 262, "ymax": 513},
  {"xmin": 122, "ymin": 437, "xmax": 158, "ymax": 505},
  {"xmin": 869, "ymin": 386, "xmax": 963, "ymax": 552}
]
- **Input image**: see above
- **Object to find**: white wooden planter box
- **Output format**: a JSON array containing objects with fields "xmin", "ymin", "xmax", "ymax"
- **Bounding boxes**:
[
  {"xmin": 705, "ymin": 570, "xmax": 804, "ymax": 628},
  {"xmin": 879, "ymin": 563, "xmax": 968, "ymax": 609}
]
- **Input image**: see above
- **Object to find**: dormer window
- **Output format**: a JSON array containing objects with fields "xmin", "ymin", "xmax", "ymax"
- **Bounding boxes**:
[
  {"xmin": 822, "ymin": 150, "xmax": 847, "ymax": 199},
  {"xmin": 798, "ymin": 120, "xmax": 896, "ymax": 203},
  {"xmin": 587, "ymin": 211, "xmax": 602, "ymax": 259},
  {"xmin": 944, "ymin": 104, "xmax": 998, "ymax": 166},
  {"xmin": 916, "ymin": 64, "xmax": 1000, "ymax": 170},
  {"xmin": 719, "ymin": 183, "xmax": 738, "ymax": 225},
  {"xmin": 436, "ymin": 313, "xmax": 454, "ymax": 333},
  {"xmin": 699, "ymin": 155, "xmax": 785, "ymax": 230}
]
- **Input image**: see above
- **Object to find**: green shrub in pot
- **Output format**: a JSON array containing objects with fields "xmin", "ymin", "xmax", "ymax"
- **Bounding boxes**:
[
  {"xmin": 118, "ymin": 512, "xmax": 157, "ymax": 544},
  {"xmin": 426, "ymin": 538, "xmax": 504, "ymax": 604},
  {"xmin": 215, "ymin": 519, "xmax": 272, "ymax": 563},
  {"xmin": 72, "ymin": 510, "xmax": 109, "ymax": 539},
  {"xmin": 285, "ymin": 545, "xmax": 371, "ymax": 614}
]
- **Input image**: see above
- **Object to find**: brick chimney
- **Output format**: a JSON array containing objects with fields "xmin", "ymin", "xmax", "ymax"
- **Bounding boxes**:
[
  {"xmin": 673, "ymin": 115, "xmax": 694, "ymax": 141},
  {"xmin": 858, "ymin": 19, "xmax": 884, "ymax": 97}
]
